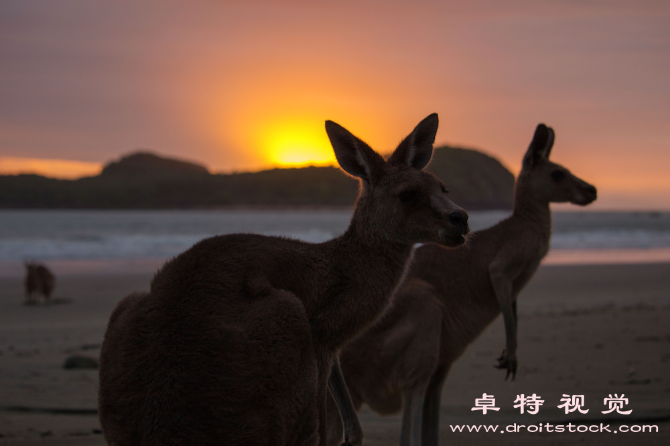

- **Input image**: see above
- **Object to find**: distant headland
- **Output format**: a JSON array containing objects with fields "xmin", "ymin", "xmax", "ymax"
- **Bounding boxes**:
[{"xmin": 0, "ymin": 148, "xmax": 514, "ymax": 210}]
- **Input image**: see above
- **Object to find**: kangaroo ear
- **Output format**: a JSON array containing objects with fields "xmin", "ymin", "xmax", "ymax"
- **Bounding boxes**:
[
  {"xmin": 389, "ymin": 113, "xmax": 438, "ymax": 170},
  {"xmin": 523, "ymin": 123, "xmax": 552, "ymax": 168},
  {"xmin": 326, "ymin": 120, "xmax": 384, "ymax": 183},
  {"xmin": 543, "ymin": 126, "xmax": 555, "ymax": 159}
]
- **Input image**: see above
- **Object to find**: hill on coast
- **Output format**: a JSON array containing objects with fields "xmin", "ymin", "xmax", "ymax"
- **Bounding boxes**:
[{"xmin": 0, "ymin": 148, "xmax": 514, "ymax": 210}]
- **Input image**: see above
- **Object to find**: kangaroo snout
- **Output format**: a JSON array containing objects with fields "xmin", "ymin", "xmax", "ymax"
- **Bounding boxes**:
[
  {"xmin": 430, "ymin": 195, "xmax": 470, "ymax": 239},
  {"xmin": 448, "ymin": 210, "xmax": 469, "ymax": 235},
  {"xmin": 575, "ymin": 181, "xmax": 598, "ymax": 206},
  {"xmin": 585, "ymin": 184, "xmax": 597, "ymax": 199},
  {"xmin": 438, "ymin": 208, "xmax": 469, "ymax": 247}
]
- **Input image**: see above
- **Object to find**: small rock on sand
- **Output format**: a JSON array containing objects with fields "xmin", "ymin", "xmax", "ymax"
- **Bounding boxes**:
[{"xmin": 63, "ymin": 355, "xmax": 99, "ymax": 369}]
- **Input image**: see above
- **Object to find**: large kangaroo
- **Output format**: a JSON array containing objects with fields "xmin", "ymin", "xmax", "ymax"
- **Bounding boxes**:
[
  {"xmin": 327, "ymin": 124, "xmax": 598, "ymax": 446},
  {"xmin": 98, "ymin": 114, "xmax": 470, "ymax": 446}
]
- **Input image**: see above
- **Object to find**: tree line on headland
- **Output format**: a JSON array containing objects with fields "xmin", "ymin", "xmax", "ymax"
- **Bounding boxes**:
[{"xmin": 0, "ymin": 147, "xmax": 514, "ymax": 210}]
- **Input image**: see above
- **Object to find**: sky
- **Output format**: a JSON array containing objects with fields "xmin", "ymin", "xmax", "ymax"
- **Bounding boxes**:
[{"xmin": 1, "ymin": 0, "xmax": 669, "ymax": 209}]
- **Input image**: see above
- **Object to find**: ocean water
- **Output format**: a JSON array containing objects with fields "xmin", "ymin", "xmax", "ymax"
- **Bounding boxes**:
[{"xmin": 0, "ymin": 209, "xmax": 669, "ymax": 276}]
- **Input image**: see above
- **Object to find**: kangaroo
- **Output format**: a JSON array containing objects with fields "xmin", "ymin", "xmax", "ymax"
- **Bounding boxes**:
[
  {"xmin": 24, "ymin": 262, "xmax": 55, "ymax": 305},
  {"xmin": 98, "ymin": 114, "xmax": 470, "ymax": 446},
  {"xmin": 327, "ymin": 124, "xmax": 598, "ymax": 446}
]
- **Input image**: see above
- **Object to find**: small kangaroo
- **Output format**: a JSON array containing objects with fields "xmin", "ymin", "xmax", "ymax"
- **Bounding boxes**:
[
  {"xmin": 327, "ymin": 124, "xmax": 598, "ymax": 446},
  {"xmin": 24, "ymin": 262, "xmax": 55, "ymax": 305},
  {"xmin": 98, "ymin": 114, "xmax": 470, "ymax": 446}
]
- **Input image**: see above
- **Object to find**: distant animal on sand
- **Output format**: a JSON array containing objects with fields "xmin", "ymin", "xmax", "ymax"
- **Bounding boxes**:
[
  {"xmin": 98, "ymin": 114, "xmax": 470, "ymax": 446},
  {"xmin": 24, "ymin": 262, "xmax": 56, "ymax": 305},
  {"xmin": 327, "ymin": 123, "xmax": 598, "ymax": 446}
]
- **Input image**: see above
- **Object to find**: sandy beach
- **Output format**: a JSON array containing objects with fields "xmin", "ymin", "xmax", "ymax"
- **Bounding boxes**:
[{"xmin": 1, "ymin": 263, "xmax": 669, "ymax": 445}]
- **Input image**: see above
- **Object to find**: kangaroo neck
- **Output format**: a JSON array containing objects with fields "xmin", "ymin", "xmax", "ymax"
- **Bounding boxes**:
[
  {"xmin": 337, "ymin": 223, "xmax": 414, "ymax": 270},
  {"xmin": 314, "ymin": 210, "xmax": 415, "ymax": 351},
  {"xmin": 511, "ymin": 184, "xmax": 552, "ymax": 235},
  {"xmin": 341, "ymin": 199, "xmax": 415, "ymax": 280}
]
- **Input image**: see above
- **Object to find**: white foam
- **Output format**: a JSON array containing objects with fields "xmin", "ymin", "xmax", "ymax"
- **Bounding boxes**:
[{"xmin": 0, "ymin": 210, "xmax": 668, "ymax": 272}]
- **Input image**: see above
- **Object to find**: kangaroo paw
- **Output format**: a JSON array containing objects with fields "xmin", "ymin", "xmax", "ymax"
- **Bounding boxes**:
[{"xmin": 494, "ymin": 349, "xmax": 517, "ymax": 380}]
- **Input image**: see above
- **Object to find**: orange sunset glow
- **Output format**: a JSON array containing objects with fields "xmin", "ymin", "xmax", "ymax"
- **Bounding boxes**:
[
  {"xmin": 1, "ymin": 1, "xmax": 669, "ymax": 208},
  {"xmin": 0, "ymin": 157, "xmax": 102, "ymax": 179}
]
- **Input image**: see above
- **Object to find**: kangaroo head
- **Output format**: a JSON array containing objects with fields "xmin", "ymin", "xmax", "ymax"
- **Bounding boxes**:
[
  {"xmin": 326, "ymin": 113, "xmax": 469, "ymax": 247},
  {"xmin": 519, "ymin": 124, "xmax": 597, "ymax": 206}
]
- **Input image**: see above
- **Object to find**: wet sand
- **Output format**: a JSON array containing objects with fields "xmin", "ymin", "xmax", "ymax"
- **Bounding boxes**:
[{"xmin": 1, "ymin": 263, "xmax": 669, "ymax": 445}]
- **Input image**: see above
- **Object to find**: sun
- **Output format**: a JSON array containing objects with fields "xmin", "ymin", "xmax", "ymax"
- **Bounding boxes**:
[{"xmin": 261, "ymin": 118, "xmax": 336, "ymax": 168}]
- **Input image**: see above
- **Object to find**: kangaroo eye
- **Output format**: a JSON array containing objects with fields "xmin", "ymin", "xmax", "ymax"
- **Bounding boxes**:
[
  {"xmin": 440, "ymin": 184, "xmax": 449, "ymax": 194},
  {"xmin": 398, "ymin": 190, "xmax": 420, "ymax": 203},
  {"xmin": 551, "ymin": 170, "xmax": 565, "ymax": 181}
]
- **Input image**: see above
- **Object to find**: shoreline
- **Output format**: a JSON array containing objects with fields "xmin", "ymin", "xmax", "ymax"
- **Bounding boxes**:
[{"xmin": 2, "ymin": 249, "xmax": 670, "ymax": 278}]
